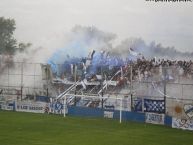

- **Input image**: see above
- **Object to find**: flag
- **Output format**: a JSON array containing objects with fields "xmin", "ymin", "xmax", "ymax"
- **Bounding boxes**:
[
  {"xmin": 184, "ymin": 104, "xmax": 193, "ymax": 119},
  {"xmin": 133, "ymin": 98, "xmax": 142, "ymax": 112},
  {"xmin": 144, "ymin": 99, "xmax": 165, "ymax": 113},
  {"xmin": 129, "ymin": 48, "xmax": 138, "ymax": 56}
]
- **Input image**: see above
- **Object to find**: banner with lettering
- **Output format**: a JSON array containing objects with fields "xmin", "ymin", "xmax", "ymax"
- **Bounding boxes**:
[
  {"xmin": 16, "ymin": 101, "xmax": 48, "ymax": 113},
  {"xmin": 145, "ymin": 112, "xmax": 165, "ymax": 125}
]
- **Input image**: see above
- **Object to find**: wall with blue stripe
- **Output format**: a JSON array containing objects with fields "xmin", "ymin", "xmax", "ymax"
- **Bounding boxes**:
[
  {"xmin": 67, "ymin": 106, "xmax": 172, "ymax": 126},
  {"xmin": 68, "ymin": 106, "xmax": 104, "ymax": 118}
]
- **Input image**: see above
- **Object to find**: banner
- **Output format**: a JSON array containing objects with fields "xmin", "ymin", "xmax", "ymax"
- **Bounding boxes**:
[
  {"xmin": 144, "ymin": 99, "xmax": 165, "ymax": 113},
  {"xmin": 16, "ymin": 101, "xmax": 48, "ymax": 113},
  {"xmin": 172, "ymin": 118, "xmax": 193, "ymax": 131},
  {"xmin": 166, "ymin": 102, "xmax": 192, "ymax": 119},
  {"xmin": 49, "ymin": 102, "xmax": 64, "ymax": 114},
  {"xmin": 104, "ymin": 111, "xmax": 114, "ymax": 118},
  {"xmin": 0, "ymin": 101, "xmax": 15, "ymax": 111},
  {"xmin": 1, "ymin": 104, "xmax": 14, "ymax": 110},
  {"xmin": 145, "ymin": 113, "xmax": 165, "ymax": 125}
]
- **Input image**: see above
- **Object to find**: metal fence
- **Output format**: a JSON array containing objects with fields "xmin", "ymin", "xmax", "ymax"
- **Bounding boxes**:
[
  {"xmin": 132, "ymin": 65, "xmax": 193, "ymax": 120},
  {"xmin": 0, "ymin": 61, "xmax": 193, "ymax": 120},
  {"xmin": 0, "ymin": 61, "xmax": 47, "ymax": 100}
]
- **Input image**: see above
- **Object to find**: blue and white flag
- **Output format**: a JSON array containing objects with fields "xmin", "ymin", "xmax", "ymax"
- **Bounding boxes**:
[
  {"xmin": 133, "ymin": 98, "xmax": 142, "ymax": 112},
  {"xmin": 144, "ymin": 99, "xmax": 165, "ymax": 113},
  {"xmin": 184, "ymin": 104, "xmax": 193, "ymax": 119}
]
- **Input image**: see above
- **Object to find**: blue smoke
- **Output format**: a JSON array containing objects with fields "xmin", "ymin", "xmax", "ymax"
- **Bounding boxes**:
[
  {"xmin": 88, "ymin": 52, "xmax": 125, "ymax": 75},
  {"xmin": 48, "ymin": 46, "xmax": 137, "ymax": 78},
  {"xmin": 47, "ymin": 40, "xmax": 89, "ymax": 76},
  {"xmin": 47, "ymin": 26, "xmax": 141, "ymax": 79}
]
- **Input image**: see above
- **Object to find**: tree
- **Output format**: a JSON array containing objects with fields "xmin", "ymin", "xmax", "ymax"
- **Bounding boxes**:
[{"xmin": 0, "ymin": 17, "xmax": 30, "ymax": 55}]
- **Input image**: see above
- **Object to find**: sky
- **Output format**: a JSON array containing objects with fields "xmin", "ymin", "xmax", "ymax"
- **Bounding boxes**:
[{"xmin": 0, "ymin": 0, "xmax": 193, "ymax": 53}]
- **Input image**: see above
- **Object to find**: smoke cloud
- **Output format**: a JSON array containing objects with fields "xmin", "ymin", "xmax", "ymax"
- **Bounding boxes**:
[
  {"xmin": 1, "ymin": 25, "xmax": 193, "ymax": 92},
  {"xmin": 47, "ymin": 25, "xmax": 116, "ymax": 64},
  {"xmin": 114, "ymin": 38, "xmax": 193, "ymax": 60},
  {"xmin": 12, "ymin": 25, "xmax": 193, "ymax": 66}
]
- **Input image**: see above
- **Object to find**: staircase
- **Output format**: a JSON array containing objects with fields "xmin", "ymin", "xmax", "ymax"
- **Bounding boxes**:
[{"xmin": 56, "ymin": 82, "xmax": 79, "ymax": 100}]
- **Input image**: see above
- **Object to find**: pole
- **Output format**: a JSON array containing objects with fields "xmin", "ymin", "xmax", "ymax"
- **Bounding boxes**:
[
  {"xmin": 120, "ymin": 97, "xmax": 122, "ymax": 123},
  {"xmin": 8, "ymin": 63, "xmax": 9, "ymax": 95},
  {"xmin": 34, "ymin": 63, "xmax": 36, "ymax": 100},
  {"xmin": 130, "ymin": 65, "xmax": 132, "ymax": 95},
  {"xmin": 163, "ymin": 67, "xmax": 167, "ymax": 114},
  {"xmin": 130, "ymin": 65, "xmax": 133, "ymax": 111},
  {"xmin": 63, "ymin": 95, "xmax": 66, "ymax": 117},
  {"xmin": 101, "ymin": 91, "xmax": 104, "ymax": 109},
  {"xmin": 21, "ymin": 62, "xmax": 23, "ymax": 100},
  {"xmin": 74, "ymin": 65, "xmax": 77, "ymax": 106},
  {"xmin": 14, "ymin": 99, "xmax": 17, "ymax": 111},
  {"xmin": 50, "ymin": 98, "xmax": 52, "ymax": 114},
  {"xmin": 130, "ymin": 93, "xmax": 133, "ymax": 111},
  {"xmin": 100, "ymin": 66, "xmax": 104, "ymax": 109},
  {"xmin": 46, "ymin": 65, "xmax": 49, "ymax": 97}
]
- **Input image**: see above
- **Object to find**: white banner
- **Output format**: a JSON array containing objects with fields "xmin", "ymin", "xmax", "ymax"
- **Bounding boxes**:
[
  {"xmin": 0, "ymin": 101, "xmax": 14, "ymax": 111},
  {"xmin": 172, "ymin": 118, "xmax": 193, "ymax": 131},
  {"xmin": 1, "ymin": 105, "xmax": 13, "ymax": 110},
  {"xmin": 16, "ymin": 101, "xmax": 48, "ymax": 113},
  {"xmin": 145, "ymin": 113, "xmax": 165, "ymax": 125},
  {"xmin": 104, "ymin": 111, "xmax": 114, "ymax": 118}
]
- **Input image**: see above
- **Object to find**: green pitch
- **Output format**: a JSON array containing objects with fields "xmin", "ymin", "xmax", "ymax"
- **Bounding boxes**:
[{"xmin": 0, "ymin": 111, "xmax": 192, "ymax": 145}]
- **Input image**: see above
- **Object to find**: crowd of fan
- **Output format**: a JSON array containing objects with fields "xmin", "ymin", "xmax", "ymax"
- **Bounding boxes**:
[
  {"xmin": 51, "ymin": 53, "xmax": 193, "ymax": 84},
  {"xmin": 131, "ymin": 58, "xmax": 193, "ymax": 82}
]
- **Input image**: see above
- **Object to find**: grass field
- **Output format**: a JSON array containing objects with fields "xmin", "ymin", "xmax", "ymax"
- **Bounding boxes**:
[{"xmin": 0, "ymin": 111, "xmax": 192, "ymax": 145}]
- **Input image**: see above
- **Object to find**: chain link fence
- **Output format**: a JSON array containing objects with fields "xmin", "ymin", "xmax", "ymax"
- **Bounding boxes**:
[
  {"xmin": 0, "ymin": 60, "xmax": 193, "ymax": 120},
  {"xmin": 0, "ymin": 61, "xmax": 47, "ymax": 101}
]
